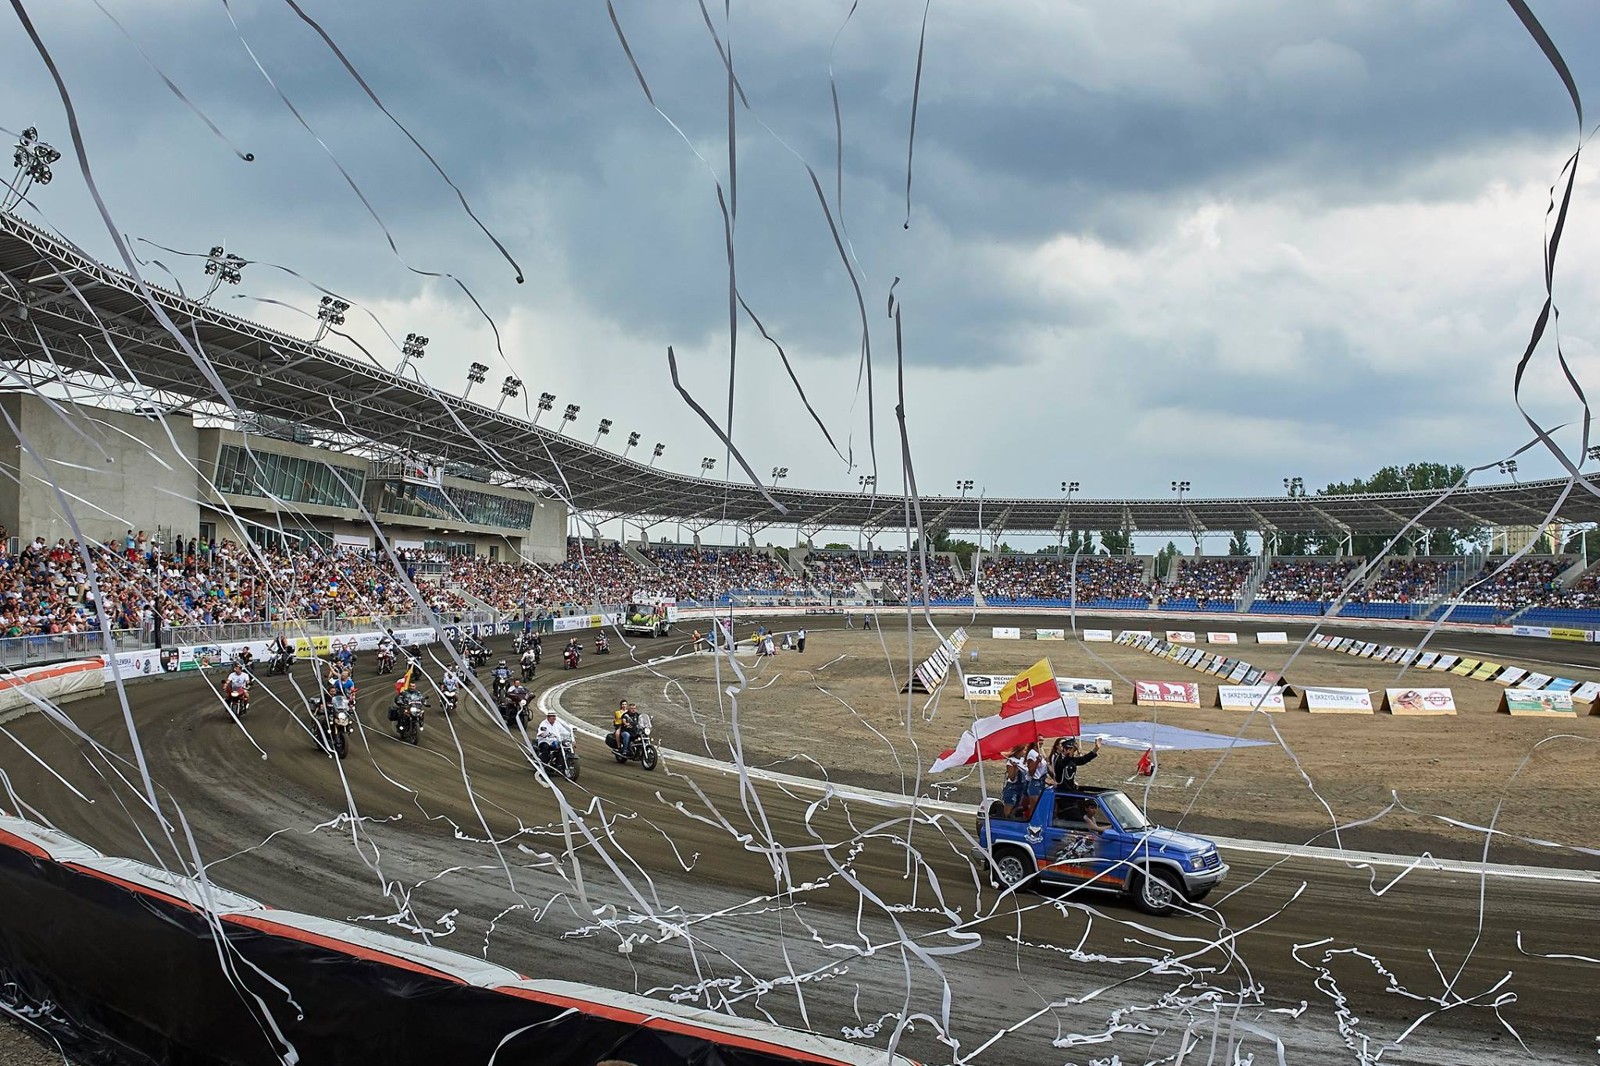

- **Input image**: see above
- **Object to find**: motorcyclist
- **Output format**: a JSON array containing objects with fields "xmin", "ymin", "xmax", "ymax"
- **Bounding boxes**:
[
  {"xmin": 224, "ymin": 664, "xmax": 252, "ymax": 710},
  {"xmin": 376, "ymin": 633, "xmax": 396, "ymax": 670},
  {"xmin": 530, "ymin": 632, "xmax": 542, "ymax": 664},
  {"xmin": 336, "ymin": 667, "xmax": 356, "ymax": 703},
  {"xmin": 492, "ymin": 659, "xmax": 512, "ymax": 698},
  {"xmin": 610, "ymin": 699, "xmax": 638, "ymax": 756},
  {"xmin": 520, "ymin": 647, "xmax": 537, "ymax": 681},
  {"xmin": 272, "ymin": 634, "xmax": 294, "ymax": 668},
  {"xmin": 235, "ymin": 647, "xmax": 255, "ymax": 674},
  {"xmin": 535, "ymin": 709, "xmax": 573, "ymax": 766},
  {"xmin": 440, "ymin": 666, "xmax": 460, "ymax": 708},
  {"xmin": 500, "ymin": 679, "xmax": 530, "ymax": 729},
  {"xmin": 333, "ymin": 642, "xmax": 354, "ymax": 670},
  {"xmin": 594, "ymin": 633, "xmax": 610, "ymax": 654}
]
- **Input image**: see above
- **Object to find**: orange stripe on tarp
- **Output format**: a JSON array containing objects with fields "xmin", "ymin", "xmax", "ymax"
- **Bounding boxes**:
[
  {"xmin": 0, "ymin": 827, "xmax": 52, "ymax": 860},
  {"xmin": 0, "ymin": 659, "xmax": 103, "ymax": 693},
  {"xmin": 494, "ymin": 986, "xmax": 913, "ymax": 1066},
  {"xmin": 223, "ymin": 913, "xmax": 468, "ymax": 985}
]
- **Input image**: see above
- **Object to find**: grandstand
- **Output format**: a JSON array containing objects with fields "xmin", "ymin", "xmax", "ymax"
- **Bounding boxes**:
[{"xmin": 7, "ymin": 209, "xmax": 1600, "ymax": 652}]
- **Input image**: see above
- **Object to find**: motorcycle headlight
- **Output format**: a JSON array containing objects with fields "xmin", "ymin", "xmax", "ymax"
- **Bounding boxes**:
[{"xmin": 335, "ymin": 712, "xmax": 349, "ymax": 726}]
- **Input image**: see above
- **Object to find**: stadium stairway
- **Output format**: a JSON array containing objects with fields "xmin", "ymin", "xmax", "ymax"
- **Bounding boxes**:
[{"xmin": 621, "ymin": 542, "xmax": 655, "ymax": 571}]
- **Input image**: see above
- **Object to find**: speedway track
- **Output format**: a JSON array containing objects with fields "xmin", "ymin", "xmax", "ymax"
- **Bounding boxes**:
[{"xmin": 4, "ymin": 614, "xmax": 1597, "ymax": 1065}]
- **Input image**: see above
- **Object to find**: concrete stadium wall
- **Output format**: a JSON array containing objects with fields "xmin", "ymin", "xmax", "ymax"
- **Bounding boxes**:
[
  {"xmin": 523, "ymin": 494, "xmax": 565, "ymax": 565},
  {"xmin": 0, "ymin": 394, "xmax": 199, "ymax": 547}
]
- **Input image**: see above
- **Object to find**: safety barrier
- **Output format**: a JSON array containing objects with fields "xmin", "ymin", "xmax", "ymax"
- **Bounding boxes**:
[{"xmin": 0, "ymin": 815, "xmax": 913, "ymax": 1066}]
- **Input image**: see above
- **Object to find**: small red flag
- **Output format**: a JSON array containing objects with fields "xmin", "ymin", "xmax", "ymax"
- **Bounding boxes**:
[{"xmin": 1137, "ymin": 748, "xmax": 1155, "ymax": 777}]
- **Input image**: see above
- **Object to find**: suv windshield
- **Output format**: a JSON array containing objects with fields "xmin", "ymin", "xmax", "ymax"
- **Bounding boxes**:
[{"xmin": 1099, "ymin": 791, "xmax": 1152, "ymax": 831}]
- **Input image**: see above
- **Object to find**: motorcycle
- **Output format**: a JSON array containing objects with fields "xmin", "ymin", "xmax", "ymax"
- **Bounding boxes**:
[
  {"xmin": 320, "ymin": 695, "xmax": 352, "ymax": 759},
  {"xmin": 520, "ymin": 659, "xmax": 537, "ymax": 683},
  {"xmin": 491, "ymin": 672, "xmax": 511, "ymax": 703},
  {"xmin": 266, "ymin": 647, "xmax": 295, "ymax": 676},
  {"xmin": 593, "ymin": 636, "xmax": 610, "ymax": 655},
  {"xmin": 499, "ymin": 697, "xmax": 531, "ymax": 732},
  {"xmin": 390, "ymin": 691, "xmax": 426, "ymax": 745},
  {"xmin": 225, "ymin": 679, "xmax": 250, "ymax": 718},
  {"xmin": 537, "ymin": 738, "xmax": 581, "ymax": 782},
  {"xmin": 562, "ymin": 646, "xmax": 580, "ymax": 671},
  {"xmin": 512, "ymin": 632, "xmax": 531, "ymax": 655},
  {"xmin": 376, "ymin": 647, "xmax": 396, "ymax": 675},
  {"xmin": 607, "ymin": 712, "xmax": 659, "ymax": 771},
  {"xmin": 441, "ymin": 688, "xmax": 459, "ymax": 715}
]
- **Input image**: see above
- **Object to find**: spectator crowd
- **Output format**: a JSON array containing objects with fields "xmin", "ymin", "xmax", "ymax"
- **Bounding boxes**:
[
  {"xmin": 1253, "ymin": 558, "xmax": 1361, "ymax": 604},
  {"xmin": 979, "ymin": 556, "xmax": 1153, "ymax": 604}
]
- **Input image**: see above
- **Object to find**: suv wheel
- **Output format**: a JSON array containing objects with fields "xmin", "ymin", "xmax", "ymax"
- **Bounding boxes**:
[
  {"xmin": 1133, "ymin": 868, "xmax": 1181, "ymax": 915},
  {"xmin": 991, "ymin": 848, "xmax": 1033, "ymax": 889}
]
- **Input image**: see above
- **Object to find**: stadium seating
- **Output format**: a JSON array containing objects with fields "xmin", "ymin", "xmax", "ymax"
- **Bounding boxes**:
[{"xmin": 979, "ymin": 555, "xmax": 1152, "ymax": 608}]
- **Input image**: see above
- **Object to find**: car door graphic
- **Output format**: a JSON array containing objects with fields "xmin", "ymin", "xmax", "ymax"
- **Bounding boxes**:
[{"xmin": 1040, "ymin": 795, "xmax": 1116, "ymax": 886}]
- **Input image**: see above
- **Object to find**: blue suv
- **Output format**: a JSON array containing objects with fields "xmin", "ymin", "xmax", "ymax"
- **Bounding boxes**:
[{"xmin": 975, "ymin": 786, "xmax": 1227, "ymax": 915}]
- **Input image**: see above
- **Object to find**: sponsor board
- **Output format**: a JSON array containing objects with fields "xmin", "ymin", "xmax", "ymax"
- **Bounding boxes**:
[
  {"xmin": 1083, "ymin": 629, "xmax": 1114, "ymax": 642},
  {"xmin": 1356, "ymin": 643, "xmax": 1378, "ymax": 659},
  {"xmin": 1546, "ymin": 677, "xmax": 1579, "ymax": 693},
  {"xmin": 1310, "ymin": 634, "xmax": 1331, "ymax": 648},
  {"xmin": 1333, "ymin": 638, "xmax": 1354, "ymax": 652},
  {"xmin": 1383, "ymin": 687, "xmax": 1457, "ymax": 715},
  {"xmin": 1499, "ymin": 688, "xmax": 1576, "ymax": 716},
  {"xmin": 1256, "ymin": 631, "xmax": 1289, "ymax": 645},
  {"xmin": 1520, "ymin": 672, "xmax": 1553, "ymax": 690},
  {"xmin": 1165, "ymin": 630, "xmax": 1197, "ymax": 644},
  {"xmin": 1512, "ymin": 624, "xmax": 1552, "ymax": 638},
  {"xmin": 914, "ymin": 627, "xmax": 969, "ymax": 692},
  {"xmin": 1470, "ymin": 661, "xmax": 1502, "ymax": 682},
  {"xmin": 1431, "ymin": 655, "xmax": 1459, "ymax": 672},
  {"xmin": 1549, "ymin": 627, "xmax": 1592, "ymax": 643},
  {"xmin": 1119, "ymin": 630, "xmax": 1153, "ymax": 641},
  {"xmin": 1216, "ymin": 684, "xmax": 1286, "ymax": 711},
  {"xmin": 1207, "ymin": 632, "xmax": 1239, "ymax": 645},
  {"xmin": 1132, "ymin": 680, "xmax": 1201, "ymax": 708},
  {"xmin": 1227, "ymin": 661, "xmax": 1251, "ymax": 683},
  {"xmin": 1035, "ymin": 628, "xmax": 1066, "ymax": 641},
  {"xmin": 1301, "ymin": 687, "xmax": 1375, "ymax": 713},
  {"xmin": 1449, "ymin": 658, "xmax": 1481, "ymax": 677},
  {"xmin": 991, "ymin": 627, "xmax": 1022, "ymax": 640},
  {"xmin": 1058, "ymin": 677, "xmax": 1115, "ymax": 705},
  {"xmin": 1493, "ymin": 666, "xmax": 1527, "ymax": 687},
  {"xmin": 1570, "ymin": 680, "xmax": 1600, "ymax": 705}
]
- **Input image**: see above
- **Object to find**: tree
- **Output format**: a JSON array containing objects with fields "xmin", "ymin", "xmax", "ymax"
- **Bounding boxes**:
[
  {"xmin": 1099, "ymin": 529, "xmax": 1131, "ymax": 555},
  {"xmin": 1155, "ymin": 540, "xmax": 1181, "ymax": 578},
  {"xmin": 1063, "ymin": 529, "xmax": 1095, "ymax": 556},
  {"xmin": 1228, "ymin": 529, "xmax": 1252, "ymax": 556},
  {"xmin": 823, "ymin": 542, "xmax": 852, "ymax": 551},
  {"xmin": 915, "ymin": 529, "xmax": 980, "ymax": 568},
  {"xmin": 1310, "ymin": 462, "xmax": 1476, "ymax": 557}
]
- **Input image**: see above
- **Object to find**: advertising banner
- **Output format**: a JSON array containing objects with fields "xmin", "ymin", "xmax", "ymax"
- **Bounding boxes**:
[
  {"xmin": 1057, "ymin": 677, "xmax": 1115, "ymax": 705},
  {"xmin": 1243, "ymin": 668, "xmax": 1264, "ymax": 685},
  {"xmin": 915, "ymin": 627, "xmax": 969, "ymax": 692},
  {"xmin": 1035, "ymin": 628, "xmax": 1066, "ymax": 641},
  {"xmin": 1384, "ymin": 647, "xmax": 1408, "ymax": 663},
  {"xmin": 1383, "ymin": 687, "xmax": 1457, "ymax": 715},
  {"xmin": 1499, "ymin": 688, "xmax": 1576, "ymax": 716},
  {"xmin": 1470, "ymin": 661, "xmax": 1502, "ymax": 681},
  {"xmin": 1357, "ymin": 643, "xmax": 1378, "ymax": 658},
  {"xmin": 1165, "ymin": 630, "xmax": 1197, "ymax": 644},
  {"xmin": 1216, "ymin": 684, "xmax": 1286, "ymax": 711},
  {"xmin": 1549, "ymin": 627, "xmax": 1591, "ymax": 643},
  {"xmin": 1119, "ymin": 630, "xmax": 1153, "ymax": 641},
  {"xmin": 1449, "ymin": 658, "xmax": 1481, "ymax": 677},
  {"xmin": 1256, "ymin": 632, "xmax": 1289, "ymax": 645},
  {"xmin": 1333, "ymin": 638, "xmax": 1354, "ymax": 651},
  {"xmin": 1301, "ymin": 687, "xmax": 1375, "ymax": 713},
  {"xmin": 1546, "ymin": 677, "xmax": 1579, "ymax": 693},
  {"xmin": 963, "ymin": 674, "xmax": 1010, "ymax": 700},
  {"xmin": 1431, "ymin": 655, "xmax": 1459, "ymax": 672},
  {"xmin": 102, "ymin": 649, "xmax": 162, "ymax": 683},
  {"xmin": 1520, "ymin": 672, "xmax": 1553, "ymax": 690},
  {"xmin": 1492, "ymin": 666, "xmax": 1527, "ymax": 687},
  {"xmin": 1310, "ymin": 634, "xmax": 1330, "ymax": 648},
  {"xmin": 1227, "ymin": 661, "xmax": 1251, "ymax": 683},
  {"xmin": 991, "ymin": 627, "xmax": 1022, "ymax": 640},
  {"xmin": 1207, "ymin": 632, "xmax": 1239, "ymax": 645},
  {"xmin": 1512, "ymin": 624, "xmax": 1552, "ymax": 639},
  {"xmin": 1570, "ymin": 680, "xmax": 1600, "ymax": 705},
  {"xmin": 1083, "ymin": 629, "xmax": 1114, "ymax": 642},
  {"xmin": 1133, "ymin": 680, "xmax": 1201, "ymax": 708}
]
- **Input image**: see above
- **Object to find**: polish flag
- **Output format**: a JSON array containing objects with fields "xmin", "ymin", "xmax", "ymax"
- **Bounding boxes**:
[{"xmin": 929, "ymin": 695, "xmax": 1080, "ymax": 772}]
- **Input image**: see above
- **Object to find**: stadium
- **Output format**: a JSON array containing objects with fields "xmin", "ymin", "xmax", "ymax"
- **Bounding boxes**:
[{"xmin": 1, "ymin": 5, "xmax": 1598, "ymax": 1066}]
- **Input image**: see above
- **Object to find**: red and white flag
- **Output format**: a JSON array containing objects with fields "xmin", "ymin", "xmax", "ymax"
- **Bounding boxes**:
[{"xmin": 930, "ymin": 663, "xmax": 1080, "ymax": 773}]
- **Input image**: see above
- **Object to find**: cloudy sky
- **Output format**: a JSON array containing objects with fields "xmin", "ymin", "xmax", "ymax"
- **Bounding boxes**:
[{"xmin": 4, "ymin": 0, "xmax": 1600, "ymax": 542}]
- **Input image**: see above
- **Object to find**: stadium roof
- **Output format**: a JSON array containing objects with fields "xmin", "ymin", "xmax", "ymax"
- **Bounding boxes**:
[{"xmin": 3, "ymin": 211, "xmax": 1599, "ymax": 539}]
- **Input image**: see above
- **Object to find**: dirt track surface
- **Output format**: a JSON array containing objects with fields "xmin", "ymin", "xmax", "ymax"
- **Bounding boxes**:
[
  {"xmin": 564, "ymin": 623, "xmax": 1600, "ymax": 868},
  {"xmin": 3, "ymin": 613, "xmax": 1598, "ymax": 1065}
]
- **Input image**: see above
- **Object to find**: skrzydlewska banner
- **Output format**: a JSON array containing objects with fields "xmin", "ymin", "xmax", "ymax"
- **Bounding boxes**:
[
  {"xmin": 1165, "ymin": 630, "xmax": 1197, "ymax": 644},
  {"xmin": 1082, "ymin": 629, "xmax": 1114, "ymax": 642},
  {"xmin": 1256, "ymin": 632, "xmax": 1289, "ymax": 645},
  {"xmin": 1034, "ymin": 628, "xmax": 1066, "ymax": 641},
  {"xmin": 1215, "ymin": 684, "xmax": 1286, "ymax": 712},
  {"xmin": 1207, "ymin": 632, "xmax": 1239, "ymax": 645},
  {"xmin": 1498, "ymin": 688, "xmax": 1577, "ymax": 716},
  {"xmin": 1382, "ymin": 687, "xmax": 1457, "ymax": 715},
  {"xmin": 991, "ymin": 627, "xmax": 1022, "ymax": 640},
  {"xmin": 1132, "ymin": 680, "xmax": 1201, "ymax": 708},
  {"xmin": 966, "ymin": 673, "xmax": 1113, "ymax": 704},
  {"xmin": 914, "ymin": 627, "xmax": 969, "ymax": 692},
  {"xmin": 1300, "ymin": 687, "xmax": 1375, "ymax": 713}
]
